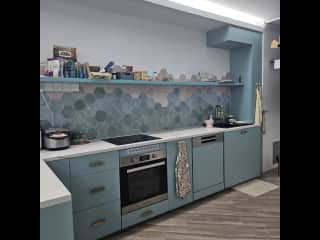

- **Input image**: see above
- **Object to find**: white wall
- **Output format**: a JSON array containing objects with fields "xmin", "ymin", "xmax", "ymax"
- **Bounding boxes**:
[
  {"xmin": 40, "ymin": 0, "xmax": 229, "ymax": 79},
  {"xmin": 262, "ymin": 27, "xmax": 280, "ymax": 172}
]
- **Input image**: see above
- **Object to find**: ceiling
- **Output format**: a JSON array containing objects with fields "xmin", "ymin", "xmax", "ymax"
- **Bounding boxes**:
[
  {"xmin": 206, "ymin": 0, "xmax": 280, "ymax": 22},
  {"xmin": 49, "ymin": 0, "xmax": 227, "ymax": 31}
]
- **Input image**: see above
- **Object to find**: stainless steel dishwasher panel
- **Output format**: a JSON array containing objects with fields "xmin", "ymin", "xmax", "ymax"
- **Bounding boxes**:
[{"xmin": 193, "ymin": 133, "xmax": 224, "ymax": 147}]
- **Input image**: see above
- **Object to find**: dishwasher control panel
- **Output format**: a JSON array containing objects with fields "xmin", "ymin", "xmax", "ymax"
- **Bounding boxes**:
[{"xmin": 193, "ymin": 133, "xmax": 224, "ymax": 146}]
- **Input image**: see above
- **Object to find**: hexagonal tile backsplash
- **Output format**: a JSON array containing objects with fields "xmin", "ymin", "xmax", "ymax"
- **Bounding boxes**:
[{"xmin": 40, "ymin": 84, "xmax": 231, "ymax": 139}]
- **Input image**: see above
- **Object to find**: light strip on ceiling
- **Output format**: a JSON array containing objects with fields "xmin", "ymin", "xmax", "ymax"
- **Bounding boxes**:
[{"xmin": 167, "ymin": 0, "xmax": 265, "ymax": 27}]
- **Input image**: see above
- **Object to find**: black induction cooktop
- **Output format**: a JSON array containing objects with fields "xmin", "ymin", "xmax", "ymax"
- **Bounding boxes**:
[{"xmin": 102, "ymin": 134, "xmax": 161, "ymax": 145}]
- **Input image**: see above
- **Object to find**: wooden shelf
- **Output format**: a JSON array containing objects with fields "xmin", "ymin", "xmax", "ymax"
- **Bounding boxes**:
[{"xmin": 40, "ymin": 76, "xmax": 244, "ymax": 87}]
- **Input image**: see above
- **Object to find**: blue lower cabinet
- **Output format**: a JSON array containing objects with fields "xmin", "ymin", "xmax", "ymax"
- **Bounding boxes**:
[
  {"xmin": 193, "ymin": 183, "xmax": 224, "ymax": 201},
  {"xmin": 73, "ymin": 201, "xmax": 121, "ymax": 240},
  {"xmin": 71, "ymin": 169, "xmax": 120, "ymax": 212},
  {"xmin": 122, "ymin": 200, "xmax": 169, "ymax": 229},
  {"xmin": 192, "ymin": 139, "xmax": 224, "ymax": 199},
  {"xmin": 47, "ymin": 159, "xmax": 70, "ymax": 190},
  {"xmin": 166, "ymin": 139, "xmax": 193, "ymax": 211},
  {"xmin": 224, "ymin": 126, "xmax": 262, "ymax": 188},
  {"xmin": 40, "ymin": 201, "xmax": 74, "ymax": 240}
]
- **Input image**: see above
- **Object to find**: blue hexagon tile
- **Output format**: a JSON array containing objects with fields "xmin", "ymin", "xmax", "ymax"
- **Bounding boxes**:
[{"xmin": 40, "ymin": 85, "xmax": 231, "ymax": 139}]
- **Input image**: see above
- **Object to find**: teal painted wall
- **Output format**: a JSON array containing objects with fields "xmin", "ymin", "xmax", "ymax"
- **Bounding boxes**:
[
  {"xmin": 40, "ymin": 85, "xmax": 231, "ymax": 139},
  {"xmin": 207, "ymin": 26, "xmax": 262, "ymax": 122}
]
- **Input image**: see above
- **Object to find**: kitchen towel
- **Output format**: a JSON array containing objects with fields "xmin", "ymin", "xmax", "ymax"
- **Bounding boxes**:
[
  {"xmin": 175, "ymin": 141, "xmax": 192, "ymax": 198},
  {"xmin": 255, "ymin": 87, "xmax": 262, "ymax": 124}
]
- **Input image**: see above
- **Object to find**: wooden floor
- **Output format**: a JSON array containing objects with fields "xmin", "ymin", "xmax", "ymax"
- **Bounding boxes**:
[{"xmin": 106, "ymin": 170, "xmax": 280, "ymax": 240}]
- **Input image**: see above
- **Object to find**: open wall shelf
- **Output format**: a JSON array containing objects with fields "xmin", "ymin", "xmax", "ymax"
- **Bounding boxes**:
[{"xmin": 40, "ymin": 76, "xmax": 244, "ymax": 87}]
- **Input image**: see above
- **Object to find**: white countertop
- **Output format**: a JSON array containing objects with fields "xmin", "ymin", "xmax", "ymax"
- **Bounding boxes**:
[
  {"xmin": 40, "ymin": 124, "xmax": 259, "ymax": 208},
  {"xmin": 40, "ymin": 158, "xmax": 71, "ymax": 209}
]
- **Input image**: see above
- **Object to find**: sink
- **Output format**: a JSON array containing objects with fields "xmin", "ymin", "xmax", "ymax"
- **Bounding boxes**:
[{"xmin": 213, "ymin": 122, "xmax": 253, "ymax": 128}]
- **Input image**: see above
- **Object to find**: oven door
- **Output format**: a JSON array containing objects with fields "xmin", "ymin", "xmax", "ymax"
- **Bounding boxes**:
[{"xmin": 120, "ymin": 158, "xmax": 168, "ymax": 215}]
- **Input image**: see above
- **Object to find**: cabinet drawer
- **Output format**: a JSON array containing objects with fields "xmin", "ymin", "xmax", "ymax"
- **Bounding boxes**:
[
  {"xmin": 73, "ymin": 201, "xmax": 121, "ymax": 240},
  {"xmin": 71, "ymin": 169, "xmax": 120, "ymax": 212},
  {"xmin": 70, "ymin": 151, "xmax": 119, "ymax": 177},
  {"xmin": 122, "ymin": 200, "xmax": 168, "ymax": 229}
]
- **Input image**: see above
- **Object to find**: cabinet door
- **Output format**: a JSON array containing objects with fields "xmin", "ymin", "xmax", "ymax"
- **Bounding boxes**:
[
  {"xmin": 40, "ymin": 201, "xmax": 74, "ymax": 240},
  {"xmin": 224, "ymin": 126, "xmax": 262, "ymax": 188},
  {"xmin": 73, "ymin": 201, "xmax": 121, "ymax": 240},
  {"xmin": 71, "ymin": 169, "xmax": 120, "ymax": 212},
  {"xmin": 193, "ymin": 142, "xmax": 224, "ymax": 193},
  {"xmin": 166, "ymin": 139, "xmax": 193, "ymax": 211},
  {"xmin": 47, "ymin": 159, "xmax": 70, "ymax": 190}
]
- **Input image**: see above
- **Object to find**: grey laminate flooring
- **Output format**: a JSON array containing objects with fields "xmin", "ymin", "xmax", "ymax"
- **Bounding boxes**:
[{"xmin": 106, "ymin": 170, "xmax": 280, "ymax": 240}]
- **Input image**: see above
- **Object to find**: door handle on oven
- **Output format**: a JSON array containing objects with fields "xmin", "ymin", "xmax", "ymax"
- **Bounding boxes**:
[
  {"xmin": 126, "ymin": 161, "xmax": 166, "ymax": 173},
  {"xmin": 141, "ymin": 210, "xmax": 153, "ymax": 218}
]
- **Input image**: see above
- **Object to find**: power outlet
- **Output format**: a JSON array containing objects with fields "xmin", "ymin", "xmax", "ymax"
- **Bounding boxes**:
[{"xmin": 273, "ymin": 141, "xmax": 280, "ymax": 164}]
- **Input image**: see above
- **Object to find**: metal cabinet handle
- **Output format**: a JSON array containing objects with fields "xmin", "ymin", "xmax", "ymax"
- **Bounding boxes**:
[
  {"xmin": 141, "ymin": 210, "xmax": 153, "ymax": 218},
  {"xmin": 90, "ymin": 186, "xmax": 105, "ymax": 194},
  {"xmin": 91, "ymin": 219, "xmax": 106, "ymax": 228},
  {"xmin": 240, "ymin": 130, "xmax": 248, "ymax": 134},
  {"xmin": 89, "ymin": 160, "xmax": 105, "ymax": 168}
]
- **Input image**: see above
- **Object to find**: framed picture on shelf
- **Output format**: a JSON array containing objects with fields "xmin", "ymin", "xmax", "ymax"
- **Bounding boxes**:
[{"xmin": 53, "ymin": 45, "xmax": 77, "ymax": 61}]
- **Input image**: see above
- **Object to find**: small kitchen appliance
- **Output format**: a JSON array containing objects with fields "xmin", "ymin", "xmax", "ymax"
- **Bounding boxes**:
[{"xmin": 43, "ymin": 128, "xmax": 71, "ymax": 150}]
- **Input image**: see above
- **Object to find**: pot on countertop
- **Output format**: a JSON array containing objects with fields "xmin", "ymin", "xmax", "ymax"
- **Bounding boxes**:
[
  {"xmin": 225, "ymin": 115, "xmax": 237, "ymax": 124},
  {"xmin": 43, "ymin": 128, "xmax": 71, "ymax": 151}
]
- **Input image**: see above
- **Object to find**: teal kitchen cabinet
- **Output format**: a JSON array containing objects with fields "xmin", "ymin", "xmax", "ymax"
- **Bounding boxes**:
[
  {"xmin": 47, "ymin": 159, "xmax": 70, "ymax": 190},
  {"xmin": 73, "ymin": 201, "xmax": 121, "ymax": 240},
  {"xmin": 40, "ymin": 201, "xmax": 74, "ymax": 240},
  {"xmin": 166, "ymin": 139, "xmax": 193, "ymax": 211},
  {"xmin": 68, "ymin": 150, "xmax": 121, "ymax": 240},
  {"xmin": 71, "ymin": 169, "xmax": 120, "ymax": 212},
  {"xmin": 224, "ymin": 126, "xmax": 262, "ymax": 188},
  {"xmin": 192, "ymin": 133, "xmax": 224, "ymax": 200}
]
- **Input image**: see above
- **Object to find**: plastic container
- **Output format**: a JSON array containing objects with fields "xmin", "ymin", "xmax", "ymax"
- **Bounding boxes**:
[{"xmin": 116, "ymin": 72, "xmax": 134, "ymax": 80}]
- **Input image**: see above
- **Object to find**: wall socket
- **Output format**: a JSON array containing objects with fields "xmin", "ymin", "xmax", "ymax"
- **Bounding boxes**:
[{"xmin": 273, "ymin": 141, "xmax": 280, "ymax": 164}]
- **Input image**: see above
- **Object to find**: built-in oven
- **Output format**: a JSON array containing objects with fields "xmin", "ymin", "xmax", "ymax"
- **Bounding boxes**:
[{"xmin": 120, "ymin": 145, "xmax": 167, "ymax": 215}]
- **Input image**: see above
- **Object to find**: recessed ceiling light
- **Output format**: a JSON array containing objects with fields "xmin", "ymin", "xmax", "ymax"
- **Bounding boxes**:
[{"xmin": 167, "ymin": 0, "xmax": 265, "ymax": 27}]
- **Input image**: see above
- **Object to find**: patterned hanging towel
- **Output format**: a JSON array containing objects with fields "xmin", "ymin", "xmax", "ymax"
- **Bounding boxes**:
[{"xmin": 175, "ymin": 141, "xmax": 192, "ymax": 199}]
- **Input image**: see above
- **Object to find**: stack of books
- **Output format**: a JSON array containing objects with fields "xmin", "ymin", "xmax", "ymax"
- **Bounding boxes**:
[{"xmin": 47, "ymin": 58, "xmax": 92, "ymax": 78}]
